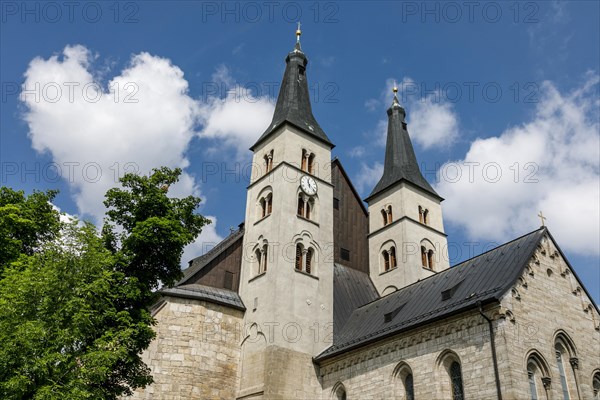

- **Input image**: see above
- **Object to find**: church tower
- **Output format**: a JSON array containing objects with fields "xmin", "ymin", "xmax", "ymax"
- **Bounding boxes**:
[
  {"xmin": 237, "ymin": 26, "xmax": 335, "ymax": 398},
  {"xmin": 365, "ymin": 86, "xmax": 449, "ymax": 296}
]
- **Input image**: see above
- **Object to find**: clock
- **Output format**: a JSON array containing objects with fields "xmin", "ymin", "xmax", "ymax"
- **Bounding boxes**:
[{"xmin": 300, "ymin": 175, "xmax": 318, "ymax": 195}]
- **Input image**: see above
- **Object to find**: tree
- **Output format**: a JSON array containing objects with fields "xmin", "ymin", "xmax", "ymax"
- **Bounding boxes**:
[
  {"xmin": 0, "ymin": 167, "xmax": 210, "ymax": 399},
  {"xmin": 0, "ymin": 188, "xmax": 60, "ymax": 273}
]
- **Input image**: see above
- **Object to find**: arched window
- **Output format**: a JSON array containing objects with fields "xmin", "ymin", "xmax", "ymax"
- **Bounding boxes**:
[
  {"xmin": 306, "ymin": 248, "xmax": 313, "ymax": 274},
  {"xmin": 297, "ymin": 195, "xmax": 305, "ymax": 216},
  {"xmin": 382, "ymin": 209, "xmax": 388, "ymax": 226},
  {"xmin": 255, "ymin": 249, "xmax": 262, "ymax": 274},
  {"xmin": 556, "ymin": 348, "xmax": 570, "ymax": 399},
  {"xmin": 383, "ymin": 250, "xmax": 390, "ymax": 271},
  {"xmin": 527, "ymin": 352, "xmax": 551, "ymax": 400},
  {"xmin": 387, "ymin": 205, "xmax": 393, "ymax": 224},
  {"xmin": 428, "ymin": 249, "xmax": 435, "ymax": 270},
  {"xmin": 450, "ymin": 361, "xmax": 464, "ymax": 400},
  {"xmin": 418, "ymin": 206, "xmax": 423, "ymax": 223},
  {"xmin": 423, "ymin": 209, "xmax": 429, "ymax": 225},
  {"xmin": 421, "ymin": 246, "xmax": 427, "ymax": 267},
  {"xmin": 260, "ymin": 198, "xmax": 266, "ymax": 218},
  {"xmin": 295, "ymin": 244, "xmax": 303, "ymax": 271},
  {"xmin": 262, "ymin": 245, "xmax": 268, "ymax": 273},
  {"xmin": 528, "ymin": 363, "xmax": 539, "ymax": 400},
  {"xmin": 592, "ymin": 372, "xmax": 600, "ymax": 399},
  {"xmin": 390, "ymin": 246, "xmax": 397, "ymax": 269},
  {"xmin": 266, "ymin": 194, "xmax": 272, "ymax": 215},
  {"xmin": 301, "ymin": 149, "xmax": 307, "ymax": 171},
  {"xmin": 333, "ymin": 384, "xmax": 346, "ymax": 400},
  {"xmin": 306, "ymin": 200, "xmax": 311, "ymax": 220},
  {"xmin": 308, "ymin": 153, "xmax": 315, "ymax": 174},
  {"xmin": 405, "ymin": 373, "xmax": 414, "ymax": 400}
]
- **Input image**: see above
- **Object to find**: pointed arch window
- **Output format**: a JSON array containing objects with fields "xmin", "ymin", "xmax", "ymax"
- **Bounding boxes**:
[
  {"xmin": 266, "ymin": 194, "xmax": 272, "ymax": 215},
  {"xmin": 593, "ymin": 372, "xmax": 600, "ymax": 399},
  {"xmin": 262, "ymin": 245, "xmax": 268, "ymax": 273},
  {"xmin": 255, "ymin": 249, "xmax": 262, "ymax": 274},
  {"xmin": 450, "ymin": 361, "xmax": 464, "ymax": 400},
  {"xmin": 556, "ymin": 349, "xmax": 570, "ymax": 399},
  {"xmin": 528, "ymin": 365, "xmax": 539, "ymax": 400},
  {"xmin": 260, "ymin": 198, "xmax": 267, "ymax": 218},
  {"xmin": 421, "ymin": 246, "xmax": 427, "ymax": 267},
  {"xmin": 405, "ymin": 373, "xmax": 414, "ymax": 400}
]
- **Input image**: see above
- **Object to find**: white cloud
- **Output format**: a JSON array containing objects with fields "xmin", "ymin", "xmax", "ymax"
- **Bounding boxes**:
[
  {"xmin": 436, "ymin": 75, "xmax": 600, "ymax": 256},
  {"xmin": 196, "ymin": 65, "xmax": 274, "ymax": 159},
  {"xmin": 365, "ymin": 78, "xmax": 459, "ymax": 151},
  {"xmin": 354, "ymin": 162, "xmax": 384, "ymax": 195},
  {"xmin": 22, "ymin": 45, "xmax": 201, "ymax": 223}
]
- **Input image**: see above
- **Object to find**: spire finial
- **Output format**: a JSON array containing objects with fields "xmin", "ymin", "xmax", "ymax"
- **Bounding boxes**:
[
  {"xmin": 392, "ymin": 80, "xmax": 400, "ymax": 106},
  {"xmin": 296, "ymin": 22, "xmax": 302, "ymax": 43},
  {"xmin": 538, "ymin": 211, "xmax": 547, "ymax": 227}
]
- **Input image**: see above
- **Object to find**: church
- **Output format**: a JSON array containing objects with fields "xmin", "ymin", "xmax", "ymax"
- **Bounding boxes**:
[{"xmin": 129, "ymin": 28, "xmax": 600, "ymax": 400}]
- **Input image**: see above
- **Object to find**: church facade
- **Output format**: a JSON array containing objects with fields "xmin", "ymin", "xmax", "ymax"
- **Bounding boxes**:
[{"xmin": 129, "ymin": 32, "xmax": 600, "ymax": 400}]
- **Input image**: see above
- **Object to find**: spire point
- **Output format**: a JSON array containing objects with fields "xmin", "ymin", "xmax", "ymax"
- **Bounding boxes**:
[
  {"xmin": 296, "ymin": 22, "xmax": 302, "ymax": 43},
  {"xmin": 391, "ymin": 80, "xmax": 401, "ymax": 107}
]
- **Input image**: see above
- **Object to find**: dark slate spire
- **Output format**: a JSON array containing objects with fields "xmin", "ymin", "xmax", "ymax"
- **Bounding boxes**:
[
  {"xmin": 365, "ymin": 89, "xmax": 440, "ymax": 202},
  {"xmin": 250, "ymin": 25, "xmax": 333, "ymax": 151}
]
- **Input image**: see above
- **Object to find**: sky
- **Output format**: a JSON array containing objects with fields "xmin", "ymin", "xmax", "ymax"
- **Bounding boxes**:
[{"xmin": 1, "ymin": 1, "xmax": 598, "ymax": 303}]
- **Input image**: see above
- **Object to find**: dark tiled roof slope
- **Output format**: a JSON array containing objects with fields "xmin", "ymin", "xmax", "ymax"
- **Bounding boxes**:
[
  {"xmin": 161, "ymin": 284, "xmax": 245, "ymax": 311},
  {"xmin": 333, "ymin": 264, "xmax": 379, "ymax": 338},
  {"xmin": 316, "ymin": 227, "xmax": 547, "ymax": 361}
]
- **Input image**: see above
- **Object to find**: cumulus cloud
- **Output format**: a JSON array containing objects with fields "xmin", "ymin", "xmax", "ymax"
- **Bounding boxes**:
[
  {"xmin": 22, "ymin": 45, "xmax": 201, "ymax": 222},
  {"xmin": 197, "ymin": 65, "xmax": 274, "ymax": 158},
  {"xmin": 436, "ymin": 74, "xmax": 600, "ymax": 256},
  {"xmin": 354, "ymin": 162, "xmax": 384, "ymax": 195},
  {"xmin": 181, "ymin": 215, "xmax": 223, "ymax": 266},
  {"xmin": 364, "ymin": 78, "xmax": 460, "ymax": 150}
]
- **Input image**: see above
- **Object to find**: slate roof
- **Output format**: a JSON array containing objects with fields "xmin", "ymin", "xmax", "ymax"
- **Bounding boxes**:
[
  {"xmin": 161, "ymin": 283, "xmax": 245, "ymax": 311},
  {"xmin": 177, "ymin": 224, "xmax": 244, "ymax": 286},
  {"xmin": 333, "ymin": 264, "xmax": 379, "ymax": 338},
  {"xmin": 316, "ymin": 227, "xmax": 547, "ymax": 361},
  {"xmin": 251, "ymin": 42, "xmax": 334, "ymax": 151},
  {"xmin": 365, "ymin": 97, "xmax": 440, "ymax": 202}
]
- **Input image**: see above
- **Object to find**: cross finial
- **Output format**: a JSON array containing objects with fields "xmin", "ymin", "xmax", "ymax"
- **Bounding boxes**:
[
  {"xmin": 538, "ymin": 211, "xmax": 547, "ymax": 227},
  {"xmin": 296, "ymin": 22, "xmax": 302, "ymax": 43}
]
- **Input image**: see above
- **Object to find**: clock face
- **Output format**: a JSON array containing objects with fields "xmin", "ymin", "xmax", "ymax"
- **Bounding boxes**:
[{"xmin": 300, "ymin": 175, "xmax": 317, "ymax": 195}]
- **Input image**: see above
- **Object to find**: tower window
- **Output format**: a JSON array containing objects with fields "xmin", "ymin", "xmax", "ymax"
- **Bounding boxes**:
[
  {"xmin": 306, "ymin": 248, "xmax": 313, "ymax": 274},
  {"xmin": 428, "ymin": 250, "xmax": 435, "ymax": 270},
  {"xmin": 419, "ymin": 206, "xmax": 423, "ymax": 223},
  {"xmin": 301, "ymin": 149, "xmax": 315, "ymax": 173},
  {"xmin": 423, "ymin": 209, "xmax": 429, "ymax": 225},
  {"xmin": 295, "ymin": 244, "xmax": 303, "ymax": 271},
  {"xmin": 333, "ymin": 197, "xmax": 340, "ymax": 210},
  {"xmin": 301, "ymin": 150, "xmax": 307, "ymax": 171},
  {"xmin": 421, "ymin": 246, "xmax": 427, "ymax": 267},
  {"xmin": 387, "ymin": 206, "xmax": 393, "ymax": 224},
  {"xmin": 340, "ymin": 248, "xmax": 350, "ymax": 261},
  {"xmin": 255, "ymin": 249, "xmax": 262, "ymax": 274},
  {"xmin": 267, "ymin": 194, "xmax": 272, "ymax": 215},
  {"xmin": 390, "ymin": 246, "xmax": 397, "ymax": 269},
  {"xmin": 382, "ymin": 209, "xmax": 388, "ymax": 226},
  {"xmin": 260, "ymin": 198, "xmax": 266, "ymax": 218},
  {"xmin": 383, "ymin": 250, "xmax": 390, "ymax": 271},
  {"xmin": 263, "ymin": 150, "xmax": 274, "ymax": 175},
  {"xmin": 405, "ymin": 373, "xmax": 414, "ymax": 400},
  {"xmin": 308, "ymin": 153, "xmax": 315, "ymax": 174},
  {"xmin": 297, "ymin": 195, "xmax": 305, "ymax": 216}
]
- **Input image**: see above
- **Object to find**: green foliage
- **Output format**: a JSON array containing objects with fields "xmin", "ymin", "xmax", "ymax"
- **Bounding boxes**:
[
  {"xmin": 0, "ymin": 188, "xmax": 60, "ymax": 273},
  {"xmin": 0, "ymin": 167, "xmax": 210, "ymax": 399},
  {"xmin": 103, "ymin": 167, "xmax": 210, "ymax": 290}
]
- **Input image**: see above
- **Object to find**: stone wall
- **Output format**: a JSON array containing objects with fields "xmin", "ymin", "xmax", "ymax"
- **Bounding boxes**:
[
  {"xmin": 128, "ymin": 296, "xmax": 244, "ymax": 400},
  {"xmin": 495, "ymin": 234, "xmax": 600, "ymax": 400},
  {"xmin": 319, "ymin": 309, "xmax": 498, "ymax": 399}
]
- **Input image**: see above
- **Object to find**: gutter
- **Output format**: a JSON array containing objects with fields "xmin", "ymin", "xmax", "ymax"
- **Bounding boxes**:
[{"xmin": 478, "ymin": 301, "xmax": 502, "ymax": 400}]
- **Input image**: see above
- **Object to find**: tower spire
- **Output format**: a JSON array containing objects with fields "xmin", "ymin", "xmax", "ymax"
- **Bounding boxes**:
[
  {"xmin": 250, "ymin": 26, "xmax": 333, "ymax": 151},
  {"xmin": 365, "ymin": 86, "xmax": 440, "ymax": 202}
]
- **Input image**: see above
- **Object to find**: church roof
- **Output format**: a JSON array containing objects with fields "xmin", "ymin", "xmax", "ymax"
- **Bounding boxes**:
[
  {"xmin": 177, "ymin": 224, "xmax": 245, "ymax": 286},
  {"xmin": 250, "ymin": 41, "xmax": 334, "ymax": 151},
  {"xmin": 365, "ymin": 96, "xmax": 440, "ymax": 202},
  {"xmin": 333, "ymin": 264, "xmax": 379, "ymax": 338},
  {"xmin": 316, "ymin": 227, "xmax": 548, "ymax": 361},
  {"xmin": 160, "ymin": 283, "xmax": 245, "ymax": 311}
]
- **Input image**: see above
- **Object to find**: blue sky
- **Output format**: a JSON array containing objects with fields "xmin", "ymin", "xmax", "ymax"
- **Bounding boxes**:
[{"xmin": 1, "ymin": 1, "xmax": 599, "ymax": 302}]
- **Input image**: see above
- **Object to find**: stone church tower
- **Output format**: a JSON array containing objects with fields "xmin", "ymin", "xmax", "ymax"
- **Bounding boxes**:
[
  {"xmin": 237, "ymin": 27, "xmax": 335, "ymax": 398},
  {"xmin": 365, "ymin": 88, "xmax": 449, "ymax": 295}
]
